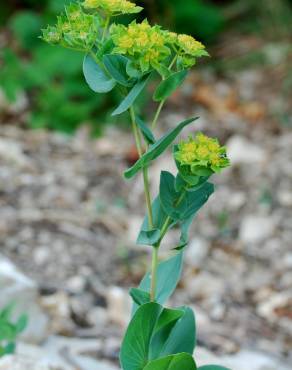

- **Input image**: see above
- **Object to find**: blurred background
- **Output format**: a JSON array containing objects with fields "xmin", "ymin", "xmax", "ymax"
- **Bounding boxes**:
[{"xmin": 0, "ymin": 0, "xmax": 291, "ymax": 369}]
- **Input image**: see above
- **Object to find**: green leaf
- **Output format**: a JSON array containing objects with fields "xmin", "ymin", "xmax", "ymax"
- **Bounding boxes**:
[
  {"xmin": 153, "ymin": 70, "xmax": 188, "ymax": 102},
  {"xmin": 125, "ymin": 117, "xmax": 199, "ymax": 179},
  {"xmin": 180, "ymin": 182, "xmax": 214, "ymax": 220},
  {"xmin": 103, "ymin": 54, "xmax": 133, "ymax": 87},
  {"xmin": 120, "ymin": 302, "xmax": 163, "ymax": 370},
  {"xmin": 154, "ymin": 308, "xmax": 184, "ymax": 333},
  {"xmin": 126, "ymin": 60, "xmax": 142, "ymax": 78},
  {"xmin": 112, "ymin": 74, "xmax": 151, "ymax": 116},
  {"xmin": 136, "ymin": 117, "xmax": 156, "ymax": 145},
  {"xmin": 137, "ymin": 228, "xmax": 161, "ymax": 246},
  {"xmin": 176, "ymin": 215, "xmax": 194, "ymax": 250},
  {"xmin": 159, "ymin": 171, "xmax": 187, "ymax": 220},
  {"xmin": 83, "ymin": 54, "xmax": 116, "ymax": 93},
  {"xmin": 0, "ymin": 322, "xmax": 17, "ymax": 341},
  {"xmin": 150, "ymin": 308, "xmax": 184, "ymax": 359},
  {"xmin": 158, "ymin": 307, "xmax": 196, "ymax": 357},
  {"xmin": 0, "ymin": 303, "xmax": 14, "ymax": 321},
  {"xmin": 139, "ymin": 252, "xmax": 183, "ymax": 304},
  {"xmin": 4, "ymin": 342, "xmax": 16, "ymax": 355},
  {"xmin": 16, "ymin": 314, "xmax": 28, "ymax": 333},
  {"xmin": 137, "ymin": 197, "xmax": 172, "ymax": 247},
  {"xmin": 143, "ymin": 353, "xmax": 197, "ymax": 370},
  {"xmin": 129, "ymin": 288, "xmax": 151, "ymax": 306},
  {"xmin": 198, "ymin": 366, "xmax": 231, "ymax": 370}
]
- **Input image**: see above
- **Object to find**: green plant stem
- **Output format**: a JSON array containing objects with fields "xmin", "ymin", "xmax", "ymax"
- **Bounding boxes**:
[
  {"xmin": 130, "ymin": 106, "xmax": 158, "ymax": 301},
  {"xmin": 149, "ymin": 189, "xmax": 187, "ymax": 301},
  {"xmin": 151, "ymin": 55, "xmax": 178, "ymax": 130},
  {"xmin": 151, "ymin": 100, "xmax": 165, "ymax": 130},
  {"xmin": 129, "ymin": 107, "xmax": 154, "ymax": 229},
  {"xmin": 101, "ymin": 16, "xmax": 110, "ymax": 42}
]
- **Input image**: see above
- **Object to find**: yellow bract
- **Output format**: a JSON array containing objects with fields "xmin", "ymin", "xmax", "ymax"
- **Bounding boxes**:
[
  {"xmin": 83, "ymin": 0, "xmax": 143, "ymax": 15},
  {"xmin": 175, "ymin": 133, "xmax": 230, "ymax": 173},
  {"xmin": 111, "ymin": 20, "xmax": 171, "ymax": 72},
  {"xmin": 177, "ymin": 34, "xmax": 205, "ymax": 56}
]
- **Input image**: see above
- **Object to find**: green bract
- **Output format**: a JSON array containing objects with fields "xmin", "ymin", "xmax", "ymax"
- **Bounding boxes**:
[
  {"xmin": 41, "ymin": 3, "xmax": 231, "ymax": 369},
  {"xmin": 42, "ymin": 3, "xmax": 100, "ymax": 50}
]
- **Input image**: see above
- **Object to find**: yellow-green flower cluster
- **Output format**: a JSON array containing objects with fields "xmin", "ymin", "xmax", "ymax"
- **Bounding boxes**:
[
  {"xmin": 83, "ymin": 0, "xmax": 143, "ymax": 15},
  {"xmin": 175, "ymin": 133, "xmax": 230, "ymax": 174},
  {"xmin": 164, "ymin": 31, "xmax": 209, "ymax": 68},
  {"xmin": 42, "ymin": 4, "xmax": 99, "ymax": 49},
  {"xmin": 110, "ymin": 20, "xmax": 171, "ymax": 72}
]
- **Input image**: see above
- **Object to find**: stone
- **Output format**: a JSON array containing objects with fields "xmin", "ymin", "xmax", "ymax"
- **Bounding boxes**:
[
  {"xmin": 16, "ymin": 337, "xmax": 119, "ymax": 370},
  {"xmin": 239, "ymin": 216, "xmax": 275, "ymax": 244},
  {"xmin": 0, "ymin": 355, "xmax": 53, "ymax": 370},
  {"xmin": 106, "ymin": 286, "xmax": 131, "ymax": 328},
  {"xmin": 186, "ymin": 271, "xmax": 225, "ymax": 299},
  {"xmin": 0, "ymin": 138, "xmax": 31, "ymax": 168},
  {"xmin": 65, "ymin": 275, "xmax": 86, "ymax": 294},
  {"xmin": 40, "ymin": 292, "xmax": 73, "ymax": 335},
  {"xmin": 185, "ymin": 238, "xmax": 210, "ymax": 268},
  {"xmin": 0, "ymin": 256, "xmax": 49, "ymax": 343},
  {"xmin": 195, "ymin": 347, "xmax": 291, "ymax": 370},
  {"xmin": 257, "ymin": 291, "xmax": 292, "ymax": 333},
  {"xmin": 227, "ymin": 136, "xmax": 267, "ymax": 165}
]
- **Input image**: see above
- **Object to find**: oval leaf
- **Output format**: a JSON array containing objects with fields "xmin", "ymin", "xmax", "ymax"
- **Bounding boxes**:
[
  {"xmin": 112, "ymin": 73, "xmax": 151, "ymax": 116},
  {"xmin": 124, "ymin": 117, "xmax": 199, "ymax": 179},
  {"xmin": 103, "ymin": 54, "xmax": 133, "ymax": 87},
  {"xmin": 144, "ymin": 353, "xmax": 197, "ymax": 370},
  {"xmin": 153, "ymin": 70, "xmax": 188, "ymax": 102},
  {"xmin": 150, "ymin": 308, "xmax": 184, "ymax": 360},
  {"xmin": 120, "ymin": 302, "xmax": 163, "ymax": 370},
  {"xmin": 158, "ymin": 307, "xmax": 196, "ymax": 357},
  {"xmin": 83, "ymin": 54, "xmax": 116, "ymax": 93}
]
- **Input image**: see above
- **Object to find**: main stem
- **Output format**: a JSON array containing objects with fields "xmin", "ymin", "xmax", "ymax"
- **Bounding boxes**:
[
  {"xmin": 129, "ymin": 107, "xmax": 153, "ymax": 229},
  {"xmin": 130, "ymin": 107, "xmax": 158, "ymax": 300}
]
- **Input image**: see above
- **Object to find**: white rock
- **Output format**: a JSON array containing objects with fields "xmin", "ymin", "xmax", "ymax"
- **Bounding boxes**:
[
  {"xmin": 228, "ymin": 192, "xmax": 247, "ymax": 210},
  {"xmin": 0, "ymin": 256, "xmax": 49, "ymax": 343},
  {"xmin": 0, "ymin": 355, "xmax": 52, "ymax": 370},
  {"xmin": 186, "ymin": 272, "xmax": 225, "ymax": 299},
  {"xmin": 106, "ymin": 286, "xmax": 131, "ymax": 328},
  {"xmin": 16, "ymin": 337, "xmax": 116, "ymax": 370},
  {"xmin": 0, "ymin": 138, "xmax": 30, "ymax": 168},
  {"xmin": 277, "ymin": 190, "xmax": 292, "ymax": 207},
  {"xmin": 195, "ymin": 347, "xmax": 291, "ymax": 370},
  {"xmin": 257, "ymin": 291, "xmax": 292, "ymax": 331},
  {"xmin": 227, "ymin": 136, "xmax": 267, "ymax": 165},
  {"xmin": 186, "ymin": 238, "xmax": 210, "ymax": 268},
  {"xmin": 239, "ymin": 216, "xmax": 275, "ymax": 243}
]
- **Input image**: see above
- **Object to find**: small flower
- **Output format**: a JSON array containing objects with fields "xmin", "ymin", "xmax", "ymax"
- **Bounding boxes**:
[
  {"xmin": 164, "ymin": 32, "xmax": 209, "ymax": 68},
  {"xmin": 82, "ymin": 0, "xmax": 143, "ymax": 15},
  {"xmin": 177, "ymin": 34, "xmax": 206, "ymax": 57},
  {"xmin": 110, "ymin": 20, "xmax": 171, "ymax": 72},
  {"xmin": 175, "ymin": 133, "xmax": 230, "ymax": 174},
  {"xmin": 42, "ymin": 26, "xmax": 62, "ymax": 44},
  {"xmin": 42, "ymin": 4, "xmax": 99, "ymax": 50}
]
